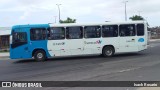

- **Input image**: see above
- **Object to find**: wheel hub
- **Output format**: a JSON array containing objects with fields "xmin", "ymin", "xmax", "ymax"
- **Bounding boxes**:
[
  {"xmin": 37, "ymin": 53, "xmax": 43, "ymax": 59},
  {"xmin": 106, "ymin": 49, "xmax": 112, "ymax": 56}
]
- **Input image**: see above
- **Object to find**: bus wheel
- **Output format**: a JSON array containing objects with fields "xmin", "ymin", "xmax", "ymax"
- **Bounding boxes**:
[
  {"xmin": 102, "ymin": 46, "xmax": 115, "ymax": 57},
  {"xmin": 34, "ymin": 50, "xmax": 46, "ymax": 61}
]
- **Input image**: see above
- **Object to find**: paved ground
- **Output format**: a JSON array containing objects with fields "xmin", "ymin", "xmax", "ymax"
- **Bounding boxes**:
[{"xmin": 0, "ymin": 40, "xmax": 160, "ymax": 90}]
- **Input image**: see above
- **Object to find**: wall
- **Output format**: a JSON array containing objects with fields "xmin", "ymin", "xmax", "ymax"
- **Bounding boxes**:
[{"xmin": 0, "ymin": 27, "xmax": 11, "ymax": 51}]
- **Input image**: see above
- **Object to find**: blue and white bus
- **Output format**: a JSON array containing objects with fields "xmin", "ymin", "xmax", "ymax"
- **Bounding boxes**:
[{"xmin": 10, "ymin": 21, "xmax": 148, "ymax": 61}]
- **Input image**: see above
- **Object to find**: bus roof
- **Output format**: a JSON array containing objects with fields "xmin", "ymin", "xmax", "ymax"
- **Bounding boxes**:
[
  {"xmin": 12, "ymin": 24, "xmax": 49, "ymax": 29},
  {"xmin": 50, "ymin": 21, "xmax": 147, "ymax": 27},
  {"xmin": 12, "ymin": 21, "xmax": 147, "ymax": 29}
]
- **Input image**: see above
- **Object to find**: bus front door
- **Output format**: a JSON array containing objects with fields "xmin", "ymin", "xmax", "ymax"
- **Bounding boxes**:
[
  {"xmin": 118, "ymin": 24, "xmax": 138, "ymax": 52},
  {"xmin": 119, "ymin": 36, "xmax": 138, "ymax": 52}
]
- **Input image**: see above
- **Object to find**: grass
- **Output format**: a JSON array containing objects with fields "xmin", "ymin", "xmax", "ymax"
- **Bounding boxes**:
[{"xmin": 0, "ymin": 50, "xmax": 9, "ymax": 53}]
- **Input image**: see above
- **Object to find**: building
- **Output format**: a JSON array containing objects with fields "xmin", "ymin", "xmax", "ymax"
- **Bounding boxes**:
[
  {"xmin": 0, "ymin": 27, "xmax": 11, "ymax": 51},
  {"xmin": 150, "ymin": 26, "xmax": 160, "ymax": 39}
]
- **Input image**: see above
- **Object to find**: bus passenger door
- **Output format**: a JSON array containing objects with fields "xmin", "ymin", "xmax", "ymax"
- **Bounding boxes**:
[
  {"xmin": 83, "ymin": 26, "xmax": 102, "ymax": 54},
  {"xmin": 66, "ymin": 39, "xmax": 84, "ymax": 55},
  {"xmin": 66, "ymin": 27, "xmax": 84, "ymax": 55},
  {"xmin": 118, "ymin": 24, "xmax": 138, "ymax": 52},
  {"xmin": 84, "ymin": 39, "xmax": 102, "ymax": 54},
  {"xmin": 47, "ymin": 27, "xmax": 70, "ymax": 56}
]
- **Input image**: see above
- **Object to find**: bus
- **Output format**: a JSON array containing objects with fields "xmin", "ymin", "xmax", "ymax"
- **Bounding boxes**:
[{"xmin": 10, "ymin": 21, "xmax": 148, "ymax": 61}]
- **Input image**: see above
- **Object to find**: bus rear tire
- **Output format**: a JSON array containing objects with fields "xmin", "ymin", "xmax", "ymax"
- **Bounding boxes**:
[
  {"xmin": 102, "ymin": 46, "xmax": 115, "ymax": 57},
  {"xmin": 34, "ymin": 50, "xmax": 46, "ymax": 61}
]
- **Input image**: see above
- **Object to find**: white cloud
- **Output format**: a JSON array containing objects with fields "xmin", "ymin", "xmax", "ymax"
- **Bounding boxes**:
[
  {"xmin": 19, "ymin": 9, "xmax": 31, "ymax": 20},
  {"xmin": 0, "ymin": 0, "xmax": 12, "ymax": 4}
]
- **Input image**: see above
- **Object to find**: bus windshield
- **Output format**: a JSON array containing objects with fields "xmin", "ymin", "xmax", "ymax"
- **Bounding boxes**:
[{"xmin": 12, "ymin": 32, "xmax": 27, "ymax": 44}]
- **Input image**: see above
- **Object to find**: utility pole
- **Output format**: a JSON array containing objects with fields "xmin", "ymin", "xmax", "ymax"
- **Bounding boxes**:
[
  {"xmin": 56, "ymin": 4, "xmax": 61, "ymax": 23},
  {"xmin": 138, "ymin": 11, "xmax": 142, "ymax": 16},
  {"xmin": 123, "ymin": 1, "xmax": 128, "ymax": 21}
]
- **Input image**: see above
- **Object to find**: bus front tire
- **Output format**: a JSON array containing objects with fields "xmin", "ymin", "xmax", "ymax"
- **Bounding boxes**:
[
  {"xmin": 102, "ymin": 46, "xmax": 115, "ymax": 57},
  {"xmin": 34, "ymin": 50, "xmax": 46, "ymax": 61}
]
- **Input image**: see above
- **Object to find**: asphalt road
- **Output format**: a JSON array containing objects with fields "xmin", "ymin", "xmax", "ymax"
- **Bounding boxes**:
[{"xmin": 0, "ymin": 41, "xmax": 160, "ymax": 90}]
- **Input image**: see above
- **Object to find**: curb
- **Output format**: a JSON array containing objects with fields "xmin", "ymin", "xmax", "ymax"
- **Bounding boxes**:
[
  {"xmin": 137, "ymin": 87, "xmax": 160, "ymax": 90},
  {"xmin": 0, "ymin": 56, "xmax": 10, "ymax": 59},
  {"xmin": 149, "ymin": 39, "xmax": 160, "ymax": 42}
]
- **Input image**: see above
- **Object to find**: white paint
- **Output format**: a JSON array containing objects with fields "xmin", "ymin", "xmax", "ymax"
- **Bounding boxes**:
[
  {"xmin": 48, "ymin": 21, "xmax": 148, "ymax": 57},
  {"xmin": 118, "ymin": 67, "xmax": 141, "ymax": 73}
]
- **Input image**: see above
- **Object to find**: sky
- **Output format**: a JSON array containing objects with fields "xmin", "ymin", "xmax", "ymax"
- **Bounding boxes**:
[{"xmin": 0, "ymin": 0, "xmax": 160, "ymax": 27}]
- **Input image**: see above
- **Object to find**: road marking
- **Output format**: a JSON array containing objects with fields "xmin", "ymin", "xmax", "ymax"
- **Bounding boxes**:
[{"xmin": 118, "ymin": 67, "xmax": 141, "ymax": 73}]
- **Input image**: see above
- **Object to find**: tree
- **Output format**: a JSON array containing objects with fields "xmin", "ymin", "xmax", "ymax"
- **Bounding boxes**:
[
  {"xmin": 129, "ymin": 15, "xmax": 144, "ymax": 21},
  {"xmin": 60, "ymin": 17, "xmax": 76, "ymax": 23}
]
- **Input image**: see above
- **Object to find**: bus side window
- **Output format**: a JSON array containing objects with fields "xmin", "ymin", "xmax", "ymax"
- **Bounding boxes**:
[
  {"xmin": 84, "ymin": 26, "xmax": 101, "ymax": 38},
  {"xmin": 42, "ymin": 28, "xmax": 47, "ymax": 40},
  {"xmin": 119, "ymin": 24, "xmax": 135, "ymax": 37},
  {"xmin": 120, "ymin": 30, "xmax": 125, "ymax": 36},
  {"xmin": 137, "ymin": 24, "xmax": 144, "ymax": 36},
  {"xmin": 102, "ymin": 25, "xmax": 118, "ymax": 37},
  {"xmin": 30, "ymin": 28, "xmax": 46, "ymax": 41},
  {"xmin": 47, "ymin": 28, "xmax": 51, "ymax": 39},
  {"xmin": 50, "ymin": 27, "xmax": 65, "ymax": 40},
  {"xmin": 66, "ymin": 26, "xmax": 83, "ymax": 39},
  {"xmin": 30, "ymin": 29, "xmax": 34, "ymax": 40}
]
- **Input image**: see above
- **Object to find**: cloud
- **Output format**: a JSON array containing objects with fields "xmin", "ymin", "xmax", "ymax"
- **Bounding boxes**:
[
  {"xmin": 20, "ymin": 10, "xmax": 31, "ymax": 20},
  {"xmin": 0, "ymin": 0, "xmax": 160, "ymax": 27}
]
